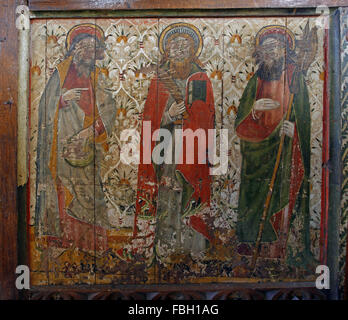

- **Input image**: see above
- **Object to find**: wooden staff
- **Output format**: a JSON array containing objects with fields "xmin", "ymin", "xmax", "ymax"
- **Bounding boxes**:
[{"xmin": 250, "ymin": 92, "xmax": 295, "ymax": 272}]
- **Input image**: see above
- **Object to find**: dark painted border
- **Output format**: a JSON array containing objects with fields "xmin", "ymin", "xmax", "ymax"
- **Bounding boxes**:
[
  {"xmin": 30, "ymin": 8, "xmax": 323, "ymax": 18},
  {"xmin": 339, "ymin": 7, "xmax": 348, "ymax": 300},
  {"xmin": 328, "ymin": 8, "xmax": 342, "ymax": 300}
]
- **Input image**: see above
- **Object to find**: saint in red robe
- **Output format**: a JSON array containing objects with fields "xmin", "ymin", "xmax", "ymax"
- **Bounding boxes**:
[{"xmin": 120, "ymin": 64, "xmax": 215, "ymax": 260}]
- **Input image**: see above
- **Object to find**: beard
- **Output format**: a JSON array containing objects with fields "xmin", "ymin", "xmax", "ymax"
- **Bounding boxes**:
[
  {"xmin": 73, "ymin": 53, "xmax": 95, "ymax": 77},
  {"xmin": 168, "ymin": 57, "xmax": 193, "ymax": 80},
  {"xmin": 256, "ymin": 57, "xmax": 286, "ymax": 81}
]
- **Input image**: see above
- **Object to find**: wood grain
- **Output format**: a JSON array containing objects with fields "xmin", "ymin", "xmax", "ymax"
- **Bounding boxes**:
[
  {"xmin": 0, "ymin": 0, "xmax": 27, "ymax": 300},
  {"xmin": 28, "ymin": 0, "xmax": 348, "ymax": 11}
]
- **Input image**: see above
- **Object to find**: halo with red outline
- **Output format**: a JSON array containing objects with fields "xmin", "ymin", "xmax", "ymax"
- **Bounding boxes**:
[
  {"xmin": 65, "ymin": 23, "xmax": 105, "ymax": 51},
  {"xmin": 255, "ymin": 25, "xmax": 295, "ymax": 51}
]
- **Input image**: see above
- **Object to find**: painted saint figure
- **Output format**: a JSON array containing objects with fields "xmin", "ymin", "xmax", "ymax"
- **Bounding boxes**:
[
  {"xmin": 235, "ymin": 25, "xmax": 314, "ymax": 265},
  {"xmin": 36, "ymin": 24, "xmax": 116, "ymax": 252},
  {"xmin": 126, "ymin": 23, "xmax": 215, "ymax": 261}
]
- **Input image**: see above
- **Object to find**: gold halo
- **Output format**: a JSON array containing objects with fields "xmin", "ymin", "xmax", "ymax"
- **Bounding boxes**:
[
  {"xmin": 65, "ymin": 23, "xmax": 105, "ymax": 51},
  {"xmin": 159, "ymin": 22, "xmax": 203, "ymax": 57},
  {"xmin": 255, "ymin": 25, "xmax": 295, "ymax": 51}
]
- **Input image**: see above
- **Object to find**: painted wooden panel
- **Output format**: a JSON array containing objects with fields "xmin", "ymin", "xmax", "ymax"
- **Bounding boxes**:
[{"xmin": 29, "ymin": 16, "xmax": 328, "ymax": 286}]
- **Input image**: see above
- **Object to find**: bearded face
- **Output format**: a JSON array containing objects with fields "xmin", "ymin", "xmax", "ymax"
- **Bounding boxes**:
[
  {"xmin": 167, "ymin": 36, "xmax": 192, "ymax": 61},
  {"xmin": 166, "ymin": 35, "xmax": 196, "ymax": 79},
  {"xmin": 72, "ymin": 37, "xmax": 105, "ymax": 76},
  {"xmin": 253, "ymin": 37, "xmax": 287, "ymax": 81}
]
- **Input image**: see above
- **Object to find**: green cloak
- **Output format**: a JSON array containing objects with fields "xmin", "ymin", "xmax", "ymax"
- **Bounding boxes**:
[{"xmin": 235, "ymin": 72, "xmax": 313, "ymax": 266}]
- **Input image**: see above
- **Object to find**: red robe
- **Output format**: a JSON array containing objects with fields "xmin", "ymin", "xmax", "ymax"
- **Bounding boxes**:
[{"xmin": 134, "ymin": 71, "xmax": 215, "ymax": 241}]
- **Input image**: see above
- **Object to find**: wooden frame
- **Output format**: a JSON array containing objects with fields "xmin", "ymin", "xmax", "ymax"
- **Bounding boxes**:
[
  {"xmin": 0, "ymin": 0, "xmax": 23, "ymax": 300},
  {"xmin": 28, "ymin": 0, "xmax": 348, "ymax": 11},
  {"xmin": 0, "ymin": 0, "xmax": 345, "ymax": 300}
]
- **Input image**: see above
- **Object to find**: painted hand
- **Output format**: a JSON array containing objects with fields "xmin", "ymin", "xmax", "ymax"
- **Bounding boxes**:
[
  {"xmin": 62, "ymin": 88, "xmax": 88, "ymax": 102},
  {"xmin": 168, "ymin": 101, "xmax": 186, "ymax": 118},
  {"xmin": 280, "ymin": 120, "xmax": 295, "ymax": 138},
  {"xmin": 253, "ymin": 98, "xmax": 280, "ymax": 111},
  {"xmin": 77, "ymin": 127, "xmax": 94, "ymax": 139}
]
